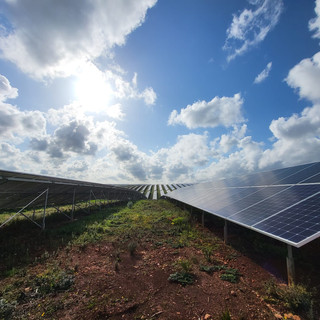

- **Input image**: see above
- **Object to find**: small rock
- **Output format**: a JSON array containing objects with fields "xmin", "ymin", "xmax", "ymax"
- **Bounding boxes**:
[
  {"xmin": 230, "ymin": 290, "xmax": 237, "ymax": 297},
  {"xmin": 204, "ymin": 314, "xmax": 211, "ymax": 320},
  {"xmin": 274, "ymin": 313, "xmax": 282, "ymax": 319}
]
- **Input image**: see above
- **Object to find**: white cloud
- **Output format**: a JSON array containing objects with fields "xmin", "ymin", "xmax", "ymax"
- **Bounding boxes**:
[
  {"xmin": 224, "ymin": 0, "xmax": 283, "ymax": 61},
  {"xmin": 259, "ymin": 103, "xmax": 320, "ymax": 168},
  {"xmin": 254, "ymin": 61, "xmax": 272, "ymax": 84},
  {"xmin": 140, "ymin": 87, "xmax": 157, "ymax": 105},
  {"xmin": 0, "ymin": 74, "xmax": 18, "ymax": 101},
  {"xmin": 105, "ymin": 67, "xmax": 157, "ymax": 106},
  {"xmin": 0, "ymin": 0, "xmax": 157, "ymax": 79},
  {"xmin": 309, "ymin": 0, "xmax": 320, "ymax": 39},
  {"xmin": 218, "ymin": 124, "xmax": 248, "ymax": 153},
  {"xmin": 0, "ymin": 103, "xmax": 46, "ymax": 141},
  {"xmin": 285, "ymin": 51, "xmax": 320, "ymax": 102},
  {"xmin": 168, "ymin": 93, "xmax": 245, "ymax": 129}
]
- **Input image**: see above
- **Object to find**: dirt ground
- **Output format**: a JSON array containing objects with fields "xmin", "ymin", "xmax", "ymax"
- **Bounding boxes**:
[
  {"xmin": 13, "ymin": 228, "xmax": 295, "ymax": 320},
  {"xmin": 2, "ymin": 200, "xmax": 317, "ymax": 320}
]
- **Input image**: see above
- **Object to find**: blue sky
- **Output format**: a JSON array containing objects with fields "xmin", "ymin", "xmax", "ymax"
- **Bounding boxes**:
[{"xmin": 0, "ymin": 0, "xmax": 320, "ymax": 184}]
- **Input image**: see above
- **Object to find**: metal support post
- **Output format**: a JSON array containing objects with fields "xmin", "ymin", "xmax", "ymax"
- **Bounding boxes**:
[
  {"xmin": 224, "ymin": 220, "xmax": 228, "ymax": 244},
  {"xmin": 0, "ymin": 189, "xmax": 49, "ymax": 229},
  {"xmin": 202, "ymin": 211, "xmax": 204, "ymax": 227},
  {"xmin": 286, "ymin": 244, "xmax": 295, "ymax": 286},
  {"xmin": 41, "ymin": 188, "xmax": 49, "ymax": 230},
  {"xmin": 89, "ymin": 189, "xmax": 92, "ymax": 214},
  {"xmin": 71, "ymin": 189, "xmax": 76, "ymax": 221}
]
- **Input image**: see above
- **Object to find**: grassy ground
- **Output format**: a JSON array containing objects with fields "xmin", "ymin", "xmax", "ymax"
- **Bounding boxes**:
[{"xmin": 0, "ymin": 200, "xmax": 316, "ymax": 319}]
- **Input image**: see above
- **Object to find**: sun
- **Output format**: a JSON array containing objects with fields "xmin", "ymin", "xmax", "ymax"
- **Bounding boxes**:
[{"xmin": 74, "ymin": 64, "xmax": 112, "ymax": 112}]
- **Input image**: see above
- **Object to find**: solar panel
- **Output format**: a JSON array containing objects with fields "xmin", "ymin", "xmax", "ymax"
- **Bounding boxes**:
[
  {"xmin": 253, "ymin": 192, "xmax": 320, "ymax": 246},
  {"xmin": 165, "ymin": 161, "xmax": 320, "ymax": 247},
  {"xmin": 226, "ymin": 185, "xmax": 320, "ymax": 226}
]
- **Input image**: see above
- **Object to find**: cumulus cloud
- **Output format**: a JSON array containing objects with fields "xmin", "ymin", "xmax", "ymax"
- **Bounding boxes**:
[
  {"xmin": 0, "ymin": 103, "xmax": 46, "ymax": 141},
  {"xmin": 0, "ymin": 0, "xmax": 157, "ymax": 79},
  {"xmin": 105, "ymin": 67, "xmax": 157, "ymax": 106},
  {"xmin": 285, "ymin": 52, "xmax": 320, "ymax": 102},
  {"xmin": 254, "ymin": 62, "xmax": 272, "ymax": 84},
  {"xmin": 218, "ymin": 124, "xmax": 248, "ymax": 153},
  {"xmin": 168, "ymin": 94, "xmax": 245, "ymax": 129},
  {"xmin": 309, "ymin": 0, "xmax": 320, "ymax": 39},
  {"xmin": 0, "ymin": 74, "xmax": 18, "ymax": 101},
  {"xmin": 224, "ymin": 0, "xmax": 283, "ymax": 61},
  {"xmin": 259, "ymin": 103, "xmax": 320, "ymax": 168}
]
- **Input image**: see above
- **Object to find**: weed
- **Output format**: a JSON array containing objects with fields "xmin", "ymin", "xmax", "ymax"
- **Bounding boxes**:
[
  {"xmin": 171, "ymin": 216, "xmax": 189, "ymax": 233},
  {"xmin": 220, "ymin": 268, "xmax": 241, "ymax": 283},
  {"xmin": 202, "ymin": 245, "xmax": 214, "ymax": 262},
  {"xmin": 0, "ymin": 298, "xmax": 15, "ymax": 319},
  {"xmin": 264, "ymin": 280, "xmax": 313, "ymax": 313},
  {"xmin": 199, "ymin": 265, "xmax": 218, "ymax": 275},
  {"xmin": 220, "ymin": 309, "xmax": 231, "ymax": 320},
  {"xmin": 174, "ymin": 258, "xmax": 192, "ymax": 273},
  {"xmin": 128, "ymin": 241, "xmax": 138, "ymax": 256},
  {"xmin": 168, "ymin": 272, "xmax": 195, "ymax": 286},
  {"xmin": 34, "ymin": 268, "xmax": 74, "ymax": 295},
  {"xmin": 127, "ymin": 201, "xmax": 134, "ymax": 209}
]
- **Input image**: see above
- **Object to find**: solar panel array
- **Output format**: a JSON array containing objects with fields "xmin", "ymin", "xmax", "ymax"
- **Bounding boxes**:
[
  {"xmin": 164, "ymin": 162, "xmax": 320, "ymax": 248},
  {"xmin": 122, "ymin": 183, "xmax": 193, "ymax": 200},
  {"xmin": 0, "ymin": 170, "xmax": 145, "ymax": 211}
]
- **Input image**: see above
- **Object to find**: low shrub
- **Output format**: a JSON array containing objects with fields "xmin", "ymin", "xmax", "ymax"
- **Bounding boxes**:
[
  {"xmin": 34, "ymin": 269, "xmax": 74, "ymax": 295},
  {"xmin": 264, "ymin": 281, "xmax": 313, "ymax": 313},
  {"xmin": 0, "ymin": 298, "xmax": 15, "ymax": 319},
  {"xmin": 220, "ymin": 267, "xmax": 241, "ymax": 283},
  {"xmin": 168, "ymin": 272, "xmax": 195, "ymax": 286}
]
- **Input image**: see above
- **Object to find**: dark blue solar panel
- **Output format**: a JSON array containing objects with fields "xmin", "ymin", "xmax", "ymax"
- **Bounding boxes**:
[
  {"xmin": 280, "ymin": 162, "xmax": 320, "ymax": 184},
  {"xmin": 215, "ymin": 186, "xmax": 286, "ymax": 217},
  {"xmin": 253, "ymin": 192, "xmax": 320, "ymax": 246},
  {"xmin": 227, "ymin": 184, "xmax": 320, "ymax": 226},
  {"xmin": 301, "ymin": 172, "xmax": 320, "ymax": 184},
  {"xmin": 166, "ymin": 161, "xmax": 320, "ymax": 247}
]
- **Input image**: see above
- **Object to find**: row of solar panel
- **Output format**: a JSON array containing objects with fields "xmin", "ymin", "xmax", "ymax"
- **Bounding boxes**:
[
  {"xmin": 0, "ymin": 170, "xmax": 144, "ymax": 210},
  {"xmin": 123, "ymin": 183, "xmax": 192, "ymax": 200},
  {"xmin": 165, "ymin": 162, "xmax": 320, "ymax": 248}
]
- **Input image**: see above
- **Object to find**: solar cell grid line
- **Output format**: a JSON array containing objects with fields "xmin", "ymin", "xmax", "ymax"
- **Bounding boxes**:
[
  {"xmin": 227, "ymin": 184, "xmax": 320, "ymax": 226},
  {"xmin": 169, "ymin": 184, "xmax": 215, "ymax": 203},
  {"xmin": 276, "ymin": 162, "xmax": 320, "ymax": 185},
  {"xmin": 253, "ymin": 191, "xmax": 320, "ymax": 247},
  {"xmin": 200, "ymin": 187, "xmax": 268, "ymax": 212},
  {"xmin": 168, "ymin": 185, "xmax": 259, "ymax": 212},
  {"xmin": 215, "ymin": 186, "xmax": 287, "ymax": 217},
  {"xmin": 252, "ymin": 188, "xmax": 320, "ymax": 228},
  {"xmin": 302, "ymin": 173, "xmax": 320, "ymax": 184}
]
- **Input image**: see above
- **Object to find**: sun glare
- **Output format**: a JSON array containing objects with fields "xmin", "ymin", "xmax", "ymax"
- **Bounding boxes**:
[{"xmin": 74, "ymin": 66, "xmax": 112, "ymax": 112}]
